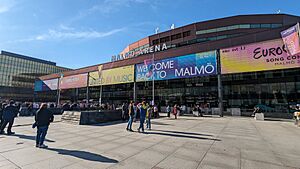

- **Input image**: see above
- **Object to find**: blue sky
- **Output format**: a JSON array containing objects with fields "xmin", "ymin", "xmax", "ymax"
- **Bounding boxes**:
[{"xmin": 0, "ymin": 0, "xmax": 299, "ymax": 69}]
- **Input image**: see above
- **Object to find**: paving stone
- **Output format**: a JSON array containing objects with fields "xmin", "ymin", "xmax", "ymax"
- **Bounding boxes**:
[
  {"xmin": 108, "ymin": 158, "xmax": 152, "ymax": 169},
  {"xmin": 241, "ymin": 149, "xmax": 282, "ymax": 166},
  {"xmin": 21, "ymin": 156, "xmax": 73, "ymax": 169},
  {"xmin": 241, "ymin": 159, "xmax": 296, "ymax": 169},
  {"xmin": 198, "ymin": 152, "xmax": 240, "ymax": 169},
  {"xmin": 173, "ymin": 147, "xmax": 206, "ymax": 162},
  {"xmin": 131, "ymin": 149, "xmax": 167, "ymax": 166},
  {"xmin": 0, "ymin": 116, "xmax": 299, "ymax": 169},
  {"xmin": 156, "ymin": 156, "xmax": 199, "ymax": 169}
]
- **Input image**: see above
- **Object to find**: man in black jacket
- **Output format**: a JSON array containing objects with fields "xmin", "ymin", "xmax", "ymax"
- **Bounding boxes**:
[
  {"xmin": 0, "ymin": 101, "xmax": 18, "ymax": 135},
  {"xmin": 35, "ymin": 103, "xmax": 54, "ymax": 148},
  {"xmin": 0, "ymin": 102, "xmax": 5, "ymax": 127}
]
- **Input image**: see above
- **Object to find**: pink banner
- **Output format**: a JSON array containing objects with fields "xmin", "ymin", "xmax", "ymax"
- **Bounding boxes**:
[
  {"xmin": 281, "ymin": 23, "xmax": 300, "ymax": 56},
  {"xmin": 221, "ymin": 39, "xmax": 300, "ymax": 74},
  {"xmin": 60, "ymin": 73, "xmax": 88, "ymax": 89},
  {"xmin": 43, "ymin": 79, "xmax": 58, "ymax": 90}
]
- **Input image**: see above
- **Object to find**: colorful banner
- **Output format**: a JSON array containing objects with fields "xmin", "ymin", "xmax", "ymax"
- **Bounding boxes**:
[
  {"xmin": 221, "ymin": 39, "xmax": 300, "ymax": 74},
  {"xmin": 89, "ymin": 65, "xmax": 134, "ymax": 86},
  {"xmin": 34, "ymin": 80, "xmax": 43, "ymax": 92},
  {"xmin": 34, "ymin": 79, "xmax": 58, "ymax": 92},
  {"xmin": 60, "ymin": 73, "xmax": 88, "ymax": 89},
  {"xmin": 281, "ymin": 23, "xmax": 300, "ymax": 56},
  {"xmin": 135, "ymin": 51, "xmax": 217, "ymax": 82}
]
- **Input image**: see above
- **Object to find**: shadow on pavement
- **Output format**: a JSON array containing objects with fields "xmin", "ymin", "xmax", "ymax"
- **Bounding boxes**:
[
  {"xmin": 144, "ymin": 131, "xmax": 221, "ymax": 141},
  {"xmin": 264, "ymin": 118, "xmax": 294, "ymax": 123},
  {"xmin": 151, "ymin": 121, "xmax": 171, "ymax": 126},
  {"xmin": 151, "ymin": 129, "xmax": 213, "ymax": 137},
  {"xmin": 11, "ymin": 134, "xmax": 55, "ymax": 143},
  {"xmin": 46, "ymin": 148, "xmax": 118, "ymax": 163},
  {"xmin": 91, "ymin": 120, "xmax": 126, "ymax": 127}
]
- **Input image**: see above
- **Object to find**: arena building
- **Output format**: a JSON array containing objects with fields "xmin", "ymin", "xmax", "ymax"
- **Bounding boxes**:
[{"xmin": 35, "ymin": 14, "xmax": 300, "ymax": 117}]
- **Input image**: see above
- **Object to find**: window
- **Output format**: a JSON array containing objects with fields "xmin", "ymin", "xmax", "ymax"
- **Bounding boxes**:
[
  {"xmin": 196, "ymin": 23, "xmax": 282, "ymax": 35},
  {"xmin": 160, "ymin": 36, "xmax": 170, "ymax": 43},
  {"xmin": 250, "ymin": 24, "xmax": 261, "ymax": 28},
  {"xmin": 217, "ymin": 27, "xmax": 227, "ymax": 32},
  {"xmin": 207, "ymin": 37, "xmax": 217, "ymax": 41},
  {"xmin": 205, "ymin": 29, "xmax": 216, "ymax": 34},
  {"xmin": 261, "ymin": 24, "xmax": 271, "ymax": 28},
  {"xmin": 171, "ymin": 33, "xmax": 182, "ymax": 40},
  {"xmin": 227, "ymin": 25, "xmax": 239, "ymax": 30},
  {"xmin": 239, "ymin": 24, "xmax": 251, "ymax": 28},
  {"xmin": 271, "ymin": 23, "xmax": 282, "ymax": 28},
  {"xmin": 197, "ymin": 38, "xmax": 208, "ymax": 42},
  {"xmin": 216, "ymin": 35, "xmax": 227, "ymax": 40},
  {"xmin": 196, "ymin": 30, "xmax": 207, "ymax": 35},
  {"xmin": 152, "ymin": 39, "xmax": 159, "ymax": 45},
  {"xmin": 183, "ymin": 31, "xmax": 191, "ymax": 37}
]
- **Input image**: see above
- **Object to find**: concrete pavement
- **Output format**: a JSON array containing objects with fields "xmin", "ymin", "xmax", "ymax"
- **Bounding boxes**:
[{"xmin": 0, "ymin": 115, "xmax": 299, "ymax": 169}]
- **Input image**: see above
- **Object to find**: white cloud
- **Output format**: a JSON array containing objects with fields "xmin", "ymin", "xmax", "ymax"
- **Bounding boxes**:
[
  {"xmin": 68, "ymin": 0, "xmax": 155, "ymax": 25},
  {"xmin": 0, "ymin": 0, "xmax": 16, "ymax": 13},
  {"xmin": 35, "ymin": 27, "xmax": 126, "ymax": 40},
  {"xmin": 0, "ymin": 27, "xmax": 126, "ymax": 45},
  {"xmin": 86, "ymin": 0, "xmax": 150, "ymax": 15},
  {"xmin": 59, "ymin": 24, "xmax": 74, "ymax": 31}
]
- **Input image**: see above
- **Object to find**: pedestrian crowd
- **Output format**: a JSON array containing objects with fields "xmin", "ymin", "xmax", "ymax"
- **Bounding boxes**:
[
  {"xmin": 124, "ymin": 101, "xmax": 159, "ymax": 133},
  {"xmin": 0, "ymin": 100, "xmax": 54, "ymax": 148},
  {"xmin": 0, "ymin": 98, "xmax": 183, "ymax": 149},
  {"xmin": 124, "ymin": 101, "xmax": 181, "ymax": 133}
]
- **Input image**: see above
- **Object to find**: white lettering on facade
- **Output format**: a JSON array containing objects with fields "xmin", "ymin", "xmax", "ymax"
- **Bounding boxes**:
[{"xmin": 111, "ymin": 43, "xmax": 169, "ymax": 62}]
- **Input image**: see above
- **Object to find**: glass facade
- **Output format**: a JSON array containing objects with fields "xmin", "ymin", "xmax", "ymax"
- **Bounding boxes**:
[
  {"xmin": 196, "ymin": 23, "xmax": 283, "ymax": 35},
  {"xmin": 76, "ymin": 68, "xmax": 300, "ymax": 116},
  {"xmin": 0, "ymin": 51, "xmax": 70, "ymax": 101}
]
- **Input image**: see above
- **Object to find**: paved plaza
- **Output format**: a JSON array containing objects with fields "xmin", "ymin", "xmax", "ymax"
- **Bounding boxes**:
[{"xmin": 0, "ymin": 115, "xmax": 299, "ymax": 169}]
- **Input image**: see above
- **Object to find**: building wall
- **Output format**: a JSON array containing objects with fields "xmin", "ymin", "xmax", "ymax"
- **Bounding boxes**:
[
  {"xmin": 35, "ymin": 14, "xmax": 300, "ymax": 114},
  {"xmin": 39, "ymin": 14, "xmax": 300, "ymax": 81}
]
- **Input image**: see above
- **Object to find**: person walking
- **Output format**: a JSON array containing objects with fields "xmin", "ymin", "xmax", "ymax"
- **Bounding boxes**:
[
  {"xmin": 121, "ymin": 103, "xmax": 126, "ymax": 121},
  {"xmin": 153, "ymin": 105, "xmax": 158, "ymax": 118},
  {"xmin": 138, "ymin": 101, "xmax": 147, "ymax": 133},
  {"xmin": 146, "ymin": 105, "xmax": 153, "ymax": 130},
  {"xmin": 166, "ymin": 105, "xmax": 171, "ymax": 118},
  {"xmin": 0, "ymin": 101, "xmax": 19, "ymax": 135},
  {"xmin": 34, "ymin": 103, "xmax": 54, "ymax": 148},
  {"xmin": 198, "ymin": 104, "xmax": 204, "ymax": 117},
  {"xmin": 133, "ymin": 102, "xmax": 138, "ymax": 122},
  {"xmin": 0, "ymin": 102, "xmax": 6, "ymax": 128},
  {"xmin": 126, "ymin": 101, "xmax": 134, "ymax": 132},
  {"xmin": 173, "ymin": 104, "xmax": 178, "ymax": 119}
]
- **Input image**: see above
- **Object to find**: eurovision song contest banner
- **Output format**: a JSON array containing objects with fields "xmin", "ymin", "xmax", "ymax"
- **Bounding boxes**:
[
  {"xmin": 220, "ymin": 39, "xmax": 300, "ymax": 74},
  {"xmin": 34, "ymin": 78, "xmax": 58, "ymax": 91},
  {"xmin": 89, "ymin": 65, "xmax": 134, "ymax": 86},
  {"xmin": 135, "ymin": 51, "xmax": 217, "ymax": 82},
  {"xmin": 281, "ymin": 23, "xmax": 300, "ymax": 56},
  {"xmin": 60, "ymin": 73, "xmax": 88, "ymax": 89}
]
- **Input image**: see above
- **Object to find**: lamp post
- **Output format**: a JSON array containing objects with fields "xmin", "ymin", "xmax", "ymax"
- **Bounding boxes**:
[
  {"xmin": 217, "ymin": 50, "xmax": 223, "ymax": 117},
  {"xmin": 99, "ymin": 85, "xmax": 102, "ymax": 106},
  {"xmin": 86, "ymin": 72, "xmax": 89, "ymax": 104},
  {"xmin": 152, "ymin": 53, "xmax": 155, "ymax": 106},
  {"xmin": 88, "ymin": 73, "xmax": 102, "ymax": 106},
  {"xmin": 57, "ymin": 73, "xmax": 63, "ymax": 107}
]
